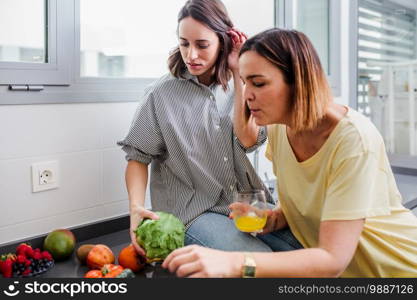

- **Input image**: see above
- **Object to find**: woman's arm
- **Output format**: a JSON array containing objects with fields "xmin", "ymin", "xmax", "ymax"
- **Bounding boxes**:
[
  {"xmin": 126, "ymin": 160, "xmax": 148, "ymax": 210},
  {"xmin": 227, "ymin": 29, "xmax": 260, "ymax": 149},
  {"xmin": 232, "ymin": 69, "xmax": 261, "ymax": 148},
  {"xmin": 162, "ymin": 218, "xmax": 364, "ymax": 277},
  {"xmin": 126, "ymin": 160, "xmax": 159, "ymax": 255},
  {"xmin": 254, "ymin": 219, "xmax": 364, "ymax": 277}
]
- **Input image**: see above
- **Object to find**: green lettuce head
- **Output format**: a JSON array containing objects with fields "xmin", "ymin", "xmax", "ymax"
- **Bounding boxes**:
[{"xmin": 135, "ymin": 211, "xmax": 185, "ymax": 261}]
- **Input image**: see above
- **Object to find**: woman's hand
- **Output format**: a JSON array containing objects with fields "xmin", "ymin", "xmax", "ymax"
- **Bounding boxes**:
[
  {"xmin": 227, "ymin": 28, "xmax": 247, "ymax": 74},
  {"xmin": 260, "ymin": 208, "xmax": 288, "ymax": 235},
  {"xmin": 162, "ymin": 245, "xmax": 243, "ymax": 278},
  {"xmin": 228, "ymin": 202, "xmax": 251, "ymax": 218},
  {"xmin": 130, "ymin": 207, "xmax": 159, "ymax": 256}
]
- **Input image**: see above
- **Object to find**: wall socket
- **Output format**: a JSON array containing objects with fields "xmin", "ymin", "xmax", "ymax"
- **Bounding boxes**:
[{"xmin": 31, "ymin": 161, "xmax": 59, "ymax": 193}]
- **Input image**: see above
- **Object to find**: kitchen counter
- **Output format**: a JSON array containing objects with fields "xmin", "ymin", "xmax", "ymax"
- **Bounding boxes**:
[{"xmin": 37, "ymin": 229, "xmax": 174, "ymax": 278}]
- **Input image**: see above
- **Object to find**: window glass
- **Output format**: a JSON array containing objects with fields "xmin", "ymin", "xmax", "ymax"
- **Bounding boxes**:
[
  {"xmin": 223, "ymin": 0, "xmax": 275, "ymax": 37},
  {"xmin": 357, "ymin": 0, "xmax": 417, "ymax": 155},
  {"xmin": 0, "ymin": 0, "xmax": 47, "ymax": 64},
  {"xmin": 80, "ymin": 0, "xmax": 185, "ymax": 78},
  {"xmin": 294, "ymin": 0, "xmax": 330, "ymax": 74},
  {"xmin": 80, "ymin": 0, "xmax": 275, "ymax": 78}
]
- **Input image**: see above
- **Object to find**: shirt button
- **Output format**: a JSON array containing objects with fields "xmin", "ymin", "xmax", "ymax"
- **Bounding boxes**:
[
  {"xmin": 229, "ymin": 185, "xmax": 234, "ymax": 191},
  {"xmin": 210, "ymin": 95, "xmax": 214, "ymax": 100},
  {"xmin": 224, "ymin": 157, "xmax": 228, "ymax": 162},
  {"xmin": 215, "ymin": 125, "xmax": 220, "ymax": 130}
]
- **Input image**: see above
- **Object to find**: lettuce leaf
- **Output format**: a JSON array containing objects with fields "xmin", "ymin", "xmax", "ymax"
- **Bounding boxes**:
[{"xmin": 135, "ymin": 211, "xmax": 185, "ymax": 260}]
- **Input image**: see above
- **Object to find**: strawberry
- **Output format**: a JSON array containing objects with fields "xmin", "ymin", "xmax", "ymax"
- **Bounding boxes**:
[
  {"xmin": 2, "ymin": 258, "xmax": 13, "ymax": 278},
  {"xmin": 25, "ymin": 248, "xmax": 35, "ymax": 258},
  {"xmin": 33, "ymin": 252, "xmax": 42, "ymax": 260},
  {"xmin": 1, "ymin": 253, "xmax": 16, "ymax": 263},
  {"xmin": 17, "ymin": 255, "xmax": 26, "ymax": 264},
  {"xmin": 41, "ymin": 251, "xmax": 53, "ymax": 261},
  {"xmin": 16, "ymin": 243, "xmax": 32, "ymax": 257}
]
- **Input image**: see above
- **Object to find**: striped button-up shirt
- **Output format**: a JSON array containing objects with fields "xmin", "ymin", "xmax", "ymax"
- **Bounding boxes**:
[{"xmin": 118, "ymin": 71, "xmax": 273, "ymax": 228}]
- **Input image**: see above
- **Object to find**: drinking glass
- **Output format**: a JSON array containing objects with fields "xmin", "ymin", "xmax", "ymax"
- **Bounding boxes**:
[{"xmin": 233, "ymin": 190, "xmax": 268, "ymax": 233}]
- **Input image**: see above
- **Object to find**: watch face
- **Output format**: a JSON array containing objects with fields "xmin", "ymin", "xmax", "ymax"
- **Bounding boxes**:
[
  {"xmin": 242, "ymin": 253, "xmax": 256, "ymax": 278},
  {"xmin": 243, "ymin": 265, "xmax": 256, "ymax": 278}
]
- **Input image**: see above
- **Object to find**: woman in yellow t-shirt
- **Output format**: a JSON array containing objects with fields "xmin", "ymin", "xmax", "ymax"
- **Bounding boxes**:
[{"xmin": 161, "ymin": 28, "xmax": 417, "ymax": 277}]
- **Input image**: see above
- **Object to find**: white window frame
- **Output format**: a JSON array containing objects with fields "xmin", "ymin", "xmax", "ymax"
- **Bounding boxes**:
[
  {"xmin": 275, "ymin": 0, "xmax": 341, "ymax": 97},
  {"xmin": 0, "ymin": 0, "xmax": 71, "ymax": 86}
]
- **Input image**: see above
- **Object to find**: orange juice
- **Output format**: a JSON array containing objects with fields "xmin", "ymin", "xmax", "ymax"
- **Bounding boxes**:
[{"xmin": 234, "ymin": 214, "xmax": 267, "ymax": 232}]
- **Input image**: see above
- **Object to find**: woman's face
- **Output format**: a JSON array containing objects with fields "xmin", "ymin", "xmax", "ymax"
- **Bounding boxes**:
[
  {"xmin": 239, "ymin": 50, "xmax": 292, "ymax": 126},
  {"xmin": 178, "ymin": 17, "xmax": 221, "ymax": 79}
]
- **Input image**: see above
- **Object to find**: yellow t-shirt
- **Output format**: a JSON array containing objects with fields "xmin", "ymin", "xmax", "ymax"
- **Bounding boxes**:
[{"xmin": 265, "ymin": 107, "xmax": 417, "ymax": 277}]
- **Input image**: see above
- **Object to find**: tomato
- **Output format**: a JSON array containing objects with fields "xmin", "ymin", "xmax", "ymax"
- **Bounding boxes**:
[
  {"xmin": 84, "ymin": 270, "xmax": 103, "ymax": 278},
  {"xmin": 102, "ymin": 264, "xmax": 124, "ymax": 278},
  {"xmin": 86, "ymin": 244, "xmax": 115, "ymax": 270},
  {"xmin": 118, "ymin": 244, "xmax": 146, "ymax": 272}
]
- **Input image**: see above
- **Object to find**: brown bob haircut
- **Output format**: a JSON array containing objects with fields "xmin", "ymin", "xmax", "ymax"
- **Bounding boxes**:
[
  {"xmin": 168, "ymin": 0, "xmax": 234, "ymax": 90},
  {"xmin": 240, "ymin": 28, "xmax": 332, "ymax": 132}
]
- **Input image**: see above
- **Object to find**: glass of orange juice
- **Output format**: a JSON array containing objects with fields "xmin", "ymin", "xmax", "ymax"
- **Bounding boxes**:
[{"xmin": 233, "ymin": 190, "xmax": 267, "ymax": 233}]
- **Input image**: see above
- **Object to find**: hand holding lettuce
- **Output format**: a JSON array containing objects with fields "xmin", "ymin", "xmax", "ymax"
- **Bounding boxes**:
[{"xmin": 135, "ymin": 211, "xmax": 185, "ymax": 262}]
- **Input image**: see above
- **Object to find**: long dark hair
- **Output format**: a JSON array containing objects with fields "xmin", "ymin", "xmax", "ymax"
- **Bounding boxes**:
[
  {"xmin": 168, "ymin": 0, "xmax": 234, "ymax": 90},
  {"xmin": 240, "ymin": 29, "xmax": 331, "ymax": 132}
]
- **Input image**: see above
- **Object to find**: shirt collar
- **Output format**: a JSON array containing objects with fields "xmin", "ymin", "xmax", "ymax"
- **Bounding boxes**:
[{"xmin": 181, "ymin": 69, "xmax": 199, "ymax": 84}]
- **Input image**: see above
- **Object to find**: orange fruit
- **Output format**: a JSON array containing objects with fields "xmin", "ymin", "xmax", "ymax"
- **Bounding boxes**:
[{"xmin": 118, "ymin": 244, "xmax": 145, "ymax": 272}]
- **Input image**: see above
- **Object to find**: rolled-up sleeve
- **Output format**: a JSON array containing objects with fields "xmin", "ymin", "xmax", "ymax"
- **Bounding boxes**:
[
  {"xmin": 117, "ymin": 91, "xmax": 166, "ymax": 165},
  {"xmin": 235, "ymin": 126, "xmax": 267, "ymax": 153}
]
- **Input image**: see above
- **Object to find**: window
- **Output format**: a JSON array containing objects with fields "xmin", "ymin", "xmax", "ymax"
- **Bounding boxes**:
[
  {"xmin": 79, "ymin": 0, "xmax": 185, "ymax": 79},
  {"xmin": 79, "ymin": 0, "xmax": 275, "ymax": 80},
  {"xmin": 0, "ymin": 0, "xmax": 278, "ymax": 104},
  {"xmin": 0, "ymin": 0, "xmax": 71, "ymax": 86},
  {"xmin": 294, "ymin": 0, "xmax": 330, "ymax": 74},
  {"xmin": 276, "ymin": 0, "xmax": 341, "ymax": 96},
  {"xmin": 0, "ymin": 0, "xmax": 46, "ymax": 64},
  {"xmin": 223, "ymin": 0, "xmax": 275, "ymax": 37},
  {"xmin": 355, "ymin": 0, "xmax": 417, "ymax": 157}
]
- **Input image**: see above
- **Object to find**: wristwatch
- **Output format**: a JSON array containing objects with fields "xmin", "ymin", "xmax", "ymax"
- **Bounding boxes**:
[{"xmin": 242, "ymin": 252, "xmax": 256, "ymax": 278}]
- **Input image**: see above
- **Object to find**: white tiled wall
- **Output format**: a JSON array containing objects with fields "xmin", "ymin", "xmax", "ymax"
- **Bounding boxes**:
[{"xmin": 0, "ymin": 102, "xmax": 152, "ymax": 245}]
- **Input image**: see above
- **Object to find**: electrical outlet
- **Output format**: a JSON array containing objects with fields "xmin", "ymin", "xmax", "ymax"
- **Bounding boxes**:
[
  {"xmin": 39, "ymin": 169, "xmax": 53, "ymax": 185},
  {"xmin": 31, "ymin": 161, "xmax": 59, "ymax": 193}
]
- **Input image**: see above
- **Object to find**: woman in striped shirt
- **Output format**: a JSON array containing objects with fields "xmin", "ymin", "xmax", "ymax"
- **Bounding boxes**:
[{"xmin": 118, "ymin": 0, "xmax": 289, "ymax": 256}]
